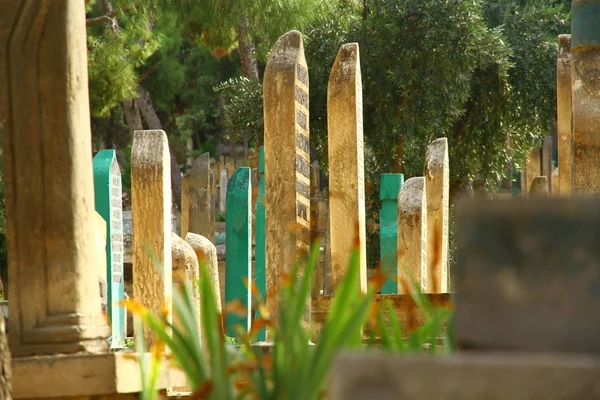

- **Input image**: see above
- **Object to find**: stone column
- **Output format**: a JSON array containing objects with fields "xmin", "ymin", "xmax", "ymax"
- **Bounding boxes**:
[
  {"xmin": 571, "ymin": 0, "xmax": 600, "ymax": 194},
  {"xmin": 225, "ymin": 167, "xmax": 252, "ymax": 337},
  {"xmin": 131, "ymin": 130, "xmax": 173, "ymax": 348},
  {"xmin": 328, "ymin": 43, "xmax": 367, "ymax": 293},
  {"xmin": 263, "ymin": 31, "xmax": 311, "ymax": 329},
  {"xmin": 380, "ymin": 174, "xmax": 404, "ymax": 295},
  {"xmin": 557, "ymin": 36, "xmax": 573, "ymax": 196},
  {"xmin": 397, "ymin": 177, "xmax": 427, "ymax": 294},
  {"xmin": 0, "ymin": 0, "xmax": 110, "ymax": 356},
  {"xmin": 424, "ymin": 138, "xmax": 450, "ymax": 293},
  {"xmin": 181, "ymin": 153, "xmax": 213, "ymax": 241},
  {"xmin": 93, "ymin": 149, "xmax": 126, "ymax": 347}
]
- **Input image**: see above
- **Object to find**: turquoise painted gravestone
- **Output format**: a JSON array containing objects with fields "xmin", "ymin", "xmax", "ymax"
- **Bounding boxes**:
[
  {"xmin": 225, "ymin": 167, "xmax": 252, "ymax": 337},
  {"xmin": 255, "ymin": 147, "xmax": 266, "ymax": 341},
  {"xmin": 379, "ymin": 173, "xmax": 404, "ymax": 294},
  {"xmin": 93, "ymin": 150, "xmax": 125, "ymax": 347}
]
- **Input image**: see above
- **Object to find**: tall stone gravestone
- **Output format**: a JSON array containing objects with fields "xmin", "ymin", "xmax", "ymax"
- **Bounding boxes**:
[
  {"xmin": 225, "ymin": 167, "xmax": 252, "ymax": 337},
  {"xmin": 424, "ymin": 138, "xmax": 449, "ymax": 293},
  {"xmin": 328, "ymin": 43, "xmax": 368, "ymax": 293},
  {"xmin": 93, "ymin": 150, "xmax": 126, "ymax": 347},
  {"xmin": 571, "ymin": 0, "xmax": 600, "ymax": 194},
  {"xmin": 131, "ymin": 130, "xmax": 173, "ymax": 348},
  {"xmin": 557, "ymin": 34, "xmax": 573, "ymax": 196},
  {"xmin": 220, "ymin": 169, "xmax": 228, "ymax": 212},
  {"xmin": 181, "ymin": 153, "xmax": 214, "ymax": 242},
  {"xmin": 0, "ymin": 0, "xmax": 110, "ymax": 356},
  {"xmin": 397, "ymin": 177, "xmax": 427, "ymax": 293},
  {"xmin": 380, "ymin": 174, "xmax": 404, "ymax": 294},
  {"xmin": 264, "ymin": 30, "xmax": 311, "ymax": 330}
]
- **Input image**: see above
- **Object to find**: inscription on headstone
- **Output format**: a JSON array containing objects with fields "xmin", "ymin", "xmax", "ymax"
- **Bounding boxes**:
[{"xmin": 93, "ymin": 149, "xmax": 125, "ymax": 347}]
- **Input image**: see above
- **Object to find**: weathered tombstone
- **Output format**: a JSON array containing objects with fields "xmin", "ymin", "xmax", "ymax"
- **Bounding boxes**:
[
  {"xmin": 456, "ymin": 198, "xmax": 600, "ymax": 353},
  {"xmin": 93, "ymin": 149, "xmax": 126, "ymax": 347},
  {"xmin": 171, "ymin": 232, "xmax": 201, "ymax": 341},
  {"xmin": 530, "ymin": 176, "xmax": 549, "ymax": 197},
  {"xmin": 0, "ymin": 0, "xmax": 110, "ymax": 356},
  {"xmin": 571, "ymin": 1, "xmax": 600, "ymax": 194},
  {"xmin": 181, "ymin": 153, "xmax": 213, "ymax": 241},
  {"xmin": 131, "ymin": 129, "xmax": 173, "ymax": 347},
  {"xmin": 225, "ymin": 167, "xmax": 252, "ymax": 337},
  {"xmin": 209, "ymin": 169, "xmax": 216, "ymax": 241},
  {"xmin": 255, "ymin": 147, "xmax": 267, "ymax": 341},
  {"xmin": 219, "ymin": 169, "xmax": 228, "ymax": 212},
  {"xmin": 379, "ymin": 174, "xmax": 404, "ymax": 294},
  {"xmin": 397, "ymin": 177, "xmax": 427, "ymax": 293},
  {"xmin": 557, "ymin": 34, "xmax": 573, "ymax": 196},
  {"xmin": 93, "ymin": 212, "xmax": 108, "ymax": 318},
  {"xmin": 328, "ymin": 43, "xmax": 367, "ymax": 293},
  {"xmin": 521, "ymin": 147, "xmax": 541, "ymax": 196},
  {"xmin": 424, "ymin": 138, "xmax": 449, "ymax": 293},
  {"xmin": 185, "ymin": 233, "xmax": 222, "ymax": 314},
  {"xmin": 263, "ymin": 30, "xmax": 311, "ymax": 330}
]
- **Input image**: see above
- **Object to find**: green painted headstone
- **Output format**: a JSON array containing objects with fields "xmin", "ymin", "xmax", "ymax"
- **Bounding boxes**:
[
  {"xmin": 255, "ymin": 146, "xmax": 266, "ymax": 341},
  {"xmin": 225, "ymin": 167, "xmax": 252, "ymax": 337},
  {"xmin": 379, "ymin": 173, "xmax": 404, "ymax": 294},
  {"xmin": 92, "ymin": 150, "xmax": 125, "ymax": 347}
]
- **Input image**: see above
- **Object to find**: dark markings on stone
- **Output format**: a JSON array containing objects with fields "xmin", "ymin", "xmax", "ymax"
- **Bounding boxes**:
[
  {"xmin": 296, "ymin": 110, "xmax": 307, "ymax": 131},
  {"xmin": 295, "ymin": 155, "xmax": 310, "ymax": 179},
  {"xmin": 296, "ymin": 130, "xmax": 310, "ymax": 154},
  {"xmin": 296, "ymin": 179, "xmax": 311, "ymax": 199},
  {"xmin": 296, "ymin": 63, "xmax": 308, "ymax": 86},
  {"xmin": 297, "ymin": 201, "xmax": 309, "ymax": 221},
  {"xmin": 295, "ymin": 86, "xmax": 309, "ymax": 108}
]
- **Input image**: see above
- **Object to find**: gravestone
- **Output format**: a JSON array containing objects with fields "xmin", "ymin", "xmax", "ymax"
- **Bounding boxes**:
[
  {"xmin": 328, "ymin": 43, "xmax": 367, "ymax": 293},
  {"xmin": 0, "ymin": 0, "xmax": 110, "ymax": 356},
  {"xmin": 172, "ymin": 232, "xmax": 201, "ymax": 342},
  {"xmin": 219, "ymin": 169, "xmax": 228, "ymax": 212},
  {"xmin": 521, "ymin": 147, "xmax": 541, "ymax": 196},
  {"xmin": 424, "ymin": 138, "xmax": 449, "ymax": 293},
  {"xmin": 397, "ymin": 177, "xmax": 427, "ymax": 294},
  {"xmin": 263, "ymin": 30, "xmax": 311, "ymax": 330},
  {"xmin": 379, "ymin": 174, "xmax": 404, "ymax": 294},
  {"xmin": 530, "ymin": 176, "xmax": 549, "ymax": 197},
  {"xmin": 455, "ymin": 198, "xmax": 600, "ymax": 353},
  {"xmin": 185, "ymin": 233, "xmax": 222, "ymax": 315},
  {"xmin": 93, "ymin": 149, "xmax": 126, "ymax": 347},
  {"xmin": 552, "ymin": 168, "xmax": 560, "ymax": 195},
  {"xmin": 225, "ymin": 167, "xmax": 252, "ymax": 337},
  {"xmin": 181, "ymin": 153, "xmax": 213, "ymax": 241},
  {"xmin": 131, "ymin": 129, "xmax": 173, "ymax": 348},
  {"xmin": 557, "ymin": 34, "xmax": 573, "ymax": 196},
  {"xmin": 255, "ymin": 147, "xmax": 267, "ymax": 341},
  {"xmin": 571, "ymin": 1, "xmax": 600, "ymax": 194},
  {"xmin": 209, "ymin": 169, "xmax": 216, "ymax": 241}
]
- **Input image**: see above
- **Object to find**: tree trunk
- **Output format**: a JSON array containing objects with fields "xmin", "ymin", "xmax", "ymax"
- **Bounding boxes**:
[
  {"xmin": 236, "ymin": 18, "xmax": 259, "ymax": 81},
  {"xmin": 137, "ymin": 86, "xmax": 183, "ymax": 210},
  {"xmin": 0, "ymin": 312, "xmax": 11, "ymax": 400},
  {"xmin": 123, "ymin": 98, "xmax": 143, "ymax": 136}
]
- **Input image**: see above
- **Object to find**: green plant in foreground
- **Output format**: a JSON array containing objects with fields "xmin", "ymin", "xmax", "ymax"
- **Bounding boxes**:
[{"xmin": 125, "ymin": 239, "xmax": 454, "ymax": 399}]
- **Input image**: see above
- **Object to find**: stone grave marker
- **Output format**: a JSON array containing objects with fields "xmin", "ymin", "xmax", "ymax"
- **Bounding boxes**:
[
  {"xmin": 225, "ymin": 167, "xmax": 252, "ymax": 337},
  {"xmin": 571, "ymin": 1, "xmax": 600, "ymax": 194},
  {"xmin": 397, "ymin": 177, "xmax": 427, "ymax": 294},
  {"xmin": 263, "ymin": 30, "xmax": 311, "ymax": 330},
  {"xmin": 530, "ymin": 176, "xmax": 549, "ymax": 197},
  {"xmin": 0, "ymin": 0, "xmax": 110, "ymax": 356},
  {"xmin": 131, "ymin": 129, "xmax": 173, "ymax": 347},
  {"xmin": 181, "ymin": 153, "xmax": 213, "ymax": 241},
  {"xmin": 521, "ymin": 147, "xmax": 541, "ymax": 196},
  {"xmin": 186, "ymin": 233, "xmax": 222, "ymax": 315},
  {"xmin": 219, "ymin": 169, "xmax": 228, "ymax": 212},
  {"xmin": 557, "ymin": 34, "xmax": 573, "ymax": 196},
  {"xmin": 541, "ymin": 136, "xmax": 554, "ymax": 192},
  {"xmin": 379, "ymin": 174, "xmax": 404, "ymax": 294},
  {"xmin": 424, "ymin": 138, "xmax": 450, "ymax": 293},
  {"xmin": 328, "ymin": 43, "xmax": 367, "ymax": 293},
  {"xmin": 171, "ymin": 232, "xmax": 201, "ymax": 342},
  {"xmin": 93, "ymin": 149, "xmax": 126, "ymax": 347}
]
